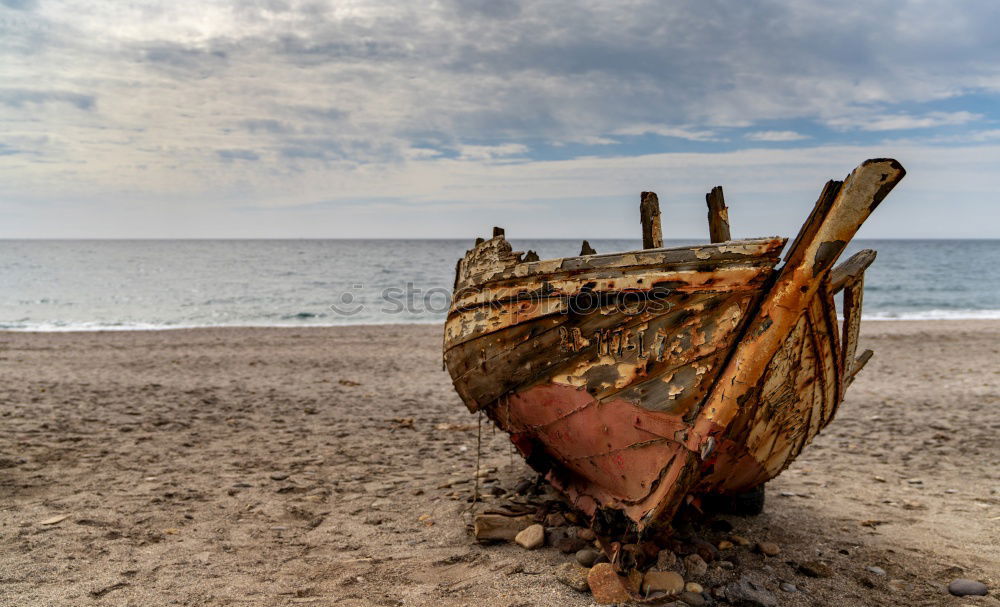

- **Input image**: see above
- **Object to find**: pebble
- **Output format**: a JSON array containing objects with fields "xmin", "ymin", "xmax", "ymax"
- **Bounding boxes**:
[
  {"xmin": 948, "ymin": 579, "xmax": 988, "ymax": 597},
  {"xmin": 866, "ymin": 566, "xmax": 886, "ymax": 576},
  {"xmin": 576, "ymin": 527, "xmax": 596, "ymax": 541},
  {"xmin": 685, "ymin": 582, "xmax": 703, "ymax": 593},
  {"xmin": 641, "ymin": 570, "xmax": 685, "ymax": 595},
  {"xmin": 656, "ymin": 549, "xmax": 678, "ymax": 570},
  {"xmin": 679, "ymin": 590, "xmax": 707, "ymax": 606},
  {"xmin": 756, "ymin": 541, "xmax": 781, "ymax": 556},
  {"xmin": 779, "ymin": 582, "xmax": 797, "ymax": 593},
  {"xmin": 514, "ymin": 524, "xmax": 545, "ymax": 550},
  {"xmin": 588, "ymin": 563, "xmax": 632, "ymax": 605},
  {"xmin": 691, "ymin": 538, "xmax": 719, "ymax": 562},
  {"xmin": 575, "ymin": 547, "xmax": 600, "ymax": 567},
  {"xmin": 717, "ymin": 540, "xmax": 734, "ymax": 550},
  {"xmin": 269, "ymin": 473, "xmax": 289, "ymax": 481},
  {"xmin": 683, "ymin": 554, "xmax": 708, "ymax": 577},
  {"xmin": 798, "ymin": 560, "xmax": 833, "ymax": 578},
  {"xmin": 725, "ymin": 575, "xmax": 777, "ymax": 607},
  {"xmin": 553, "ymin": 562, "xmax": 590, "ymax": 593},
  {"xmin": 553, "ymin": 536, "xmax": 587, "ymax": 554},
  {"xmin": 731, "ymin": 534, "xmax": 752, "ymax": 547}
]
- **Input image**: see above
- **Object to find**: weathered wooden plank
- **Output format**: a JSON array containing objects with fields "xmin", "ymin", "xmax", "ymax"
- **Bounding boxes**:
[
  {"xmin": 698, "ymin": 159, "xmax": 904, "ymax": 432},
  {"xmin": 545, "ymin": 296, "xmax": 751, "ymax": 407},
  {"xmin": 444, "ymin": 297, "xmax": 568, "ymax": 350},
  {"xmin": 840, "ymin": 275, "xmax": 864, "ymax": 394},
  {"xmin": 706, "ymin": 186, "xmax": 731, "ymax": 243},
  {"xmin": 453, "ymin": 264, "xmax": 774, "ymax": 313},
  {"xmin": 831, "ymin": 249, "xmax": 876, "ymax": 293},
  {"xmin": 454, "ymin": 237, "xmax": 784, "ymax": 293},
  {"xmin": 640, "ymin": 191, "xmax": 663, "ymax": 249},
  {"xmin": 449, "ymin": 291, "xmax": 753, "ymax": 410},
  {"xmin": 473, "ymin": 513, "xmax": 533, "ymax": 541}
]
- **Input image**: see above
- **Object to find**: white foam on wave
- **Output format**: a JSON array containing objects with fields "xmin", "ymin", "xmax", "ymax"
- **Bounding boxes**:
[
  {"xmin": 862, "ymin": 309, "xmax": 1000, "ymax": 320},
  {"xmin": 0, "ymin": 318, "xmax": 445, "ymax": 332}
]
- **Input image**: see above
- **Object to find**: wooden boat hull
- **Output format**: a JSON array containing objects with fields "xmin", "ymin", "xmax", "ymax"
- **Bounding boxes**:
[{"xmin": 443, "ymin": 159, "xmax": 905, "ymax": 546}]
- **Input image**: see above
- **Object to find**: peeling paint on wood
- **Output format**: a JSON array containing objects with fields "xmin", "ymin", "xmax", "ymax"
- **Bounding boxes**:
[{"xmin": 442, "ymin": 158, "xmax": 905, "ymax": 557}]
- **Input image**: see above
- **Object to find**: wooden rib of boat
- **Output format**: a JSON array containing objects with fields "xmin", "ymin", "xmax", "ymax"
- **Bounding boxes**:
[{"xmin": 443, "ymin": 158, "xmax": 905, "ymax": 559}]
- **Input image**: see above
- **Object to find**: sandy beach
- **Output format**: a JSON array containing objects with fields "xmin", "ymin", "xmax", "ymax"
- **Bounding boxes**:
[{"xmin": 0, "ymin": 321, "xmax": 997, "ymax": 607}]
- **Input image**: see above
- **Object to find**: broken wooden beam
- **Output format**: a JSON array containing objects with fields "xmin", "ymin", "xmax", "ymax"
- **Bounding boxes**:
[
  {"xmin": 706, "ymin": 186, "xmax": 731, "ymax": 243},
  {"xmin": 846, "ymin": 349, "xmax": 874, "ymax": 386},
  {"xmin": 580, "ymin": 240, "xmax": 597, "ymax": 256},
  {"xmin": 493, "ymin": 227, "xmax": 505, "ymax": 238},
  {"xmin": 473, "ymin": 513, "xmax": 534, "ymax": 542},
  {"xmin": 831, "ymin": 249, "xmax": 877, "ymax": 292},
  {"xmin": 640, "ymin": 192, "xmax": 662, "ymax": 249}
]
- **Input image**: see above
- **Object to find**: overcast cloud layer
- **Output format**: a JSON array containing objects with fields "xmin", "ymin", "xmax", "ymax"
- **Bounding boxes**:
[{"xmin": 2, "ymin": 0, "xmax": 1000, "ymax": 237}]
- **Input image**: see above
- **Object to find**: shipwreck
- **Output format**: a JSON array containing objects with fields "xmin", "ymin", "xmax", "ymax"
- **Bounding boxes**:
[{"xmin": 442, "ymin": 158, "xmax": 905, "ymax": 566}]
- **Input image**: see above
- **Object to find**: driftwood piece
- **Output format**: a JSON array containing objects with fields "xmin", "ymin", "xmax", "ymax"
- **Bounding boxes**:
[
  {"xmin": 640, "ymin": 192, "xmax": 663, "ymax": 249},
  {"xmin": 473, "ymin": 513, "xmax": 534, "ymax": 541},
  {"xmin": 580, "ymin": 240, "xmax": 597, "ymax": 255},
  {"xmin": 493, "ymin": 227, "xmax": 505, "ymax": 238},
  {"xmin": 831, "ymin": 249, "xmax": 877, "ymax": 292},
  {"xmin": 706, "ymin": 186, "xmax": 731, "ymax": 243}
]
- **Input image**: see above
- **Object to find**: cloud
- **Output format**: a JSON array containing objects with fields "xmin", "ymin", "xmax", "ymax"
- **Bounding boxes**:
[
  {"xmin": 744, "ymin": 130, "xmax": 809, "ymax": 142},
  {"xmin": 456, "ymin": 144, "xmax": 529, "ymax": 160},
  {"xmin": 0, "ymin": 89, "xmax": 95, "ymax": 110},
  {"xmin": 3, "ymin": 0, "xmax": 1000, "ymax": 237},
  {"xmin": 614, "ymin": 125, "xmax": 720, "ymax": 141},
  {"xmin": 828, "ymin": 111, "xmax": 982, "ymax": 131},
  {"xmin": 216, "ymin": 149, "xmax": 260, "ymax": 161}
]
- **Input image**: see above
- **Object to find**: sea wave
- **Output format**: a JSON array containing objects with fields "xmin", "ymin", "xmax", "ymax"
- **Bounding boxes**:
[
  {"xmin": 0, "ymin": 318, "xmax": 444, "ymax": 332},
  {"xmin": 3, "ymin": 311, "xmax": 1000, "ymax": 331},
  {"xmin": 861, "ymin": 309, "xmax": 1000, "ymax": 320}
]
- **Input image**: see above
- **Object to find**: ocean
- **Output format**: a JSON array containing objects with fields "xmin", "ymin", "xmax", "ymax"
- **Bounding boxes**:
[{"xmin": 1, "ymin": 239, "xmax": 998, "ymax": 331}]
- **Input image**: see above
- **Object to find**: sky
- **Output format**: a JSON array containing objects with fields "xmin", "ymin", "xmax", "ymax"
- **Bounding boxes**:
[{"xmin": 2, "ymin": 0, "xmax": 1000, "ymax": 239}]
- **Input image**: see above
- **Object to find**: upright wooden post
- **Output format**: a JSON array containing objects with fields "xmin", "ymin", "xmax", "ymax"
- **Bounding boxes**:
[
  {"xmin": 640, "ymin": 192, "xmax": 662, "ymax": 249},
  {"xmin": 706, "ymin": 186, "xmax": 731, "ymax": 243},
  {"xmin": 580, "ymin": 240, "xmax": 597, "ymax": 255}
]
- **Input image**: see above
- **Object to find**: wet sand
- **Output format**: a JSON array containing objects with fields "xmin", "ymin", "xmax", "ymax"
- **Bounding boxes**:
[{"xmin": 0, "ymin": 321, "xmax": 997, "ymax": 606}]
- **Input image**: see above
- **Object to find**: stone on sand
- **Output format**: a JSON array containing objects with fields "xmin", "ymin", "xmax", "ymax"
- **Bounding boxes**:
[
  {"xmin": 514, "ymin": 524, "xmax": 545, "ymax": 549},
  {"xmin": 756, "ymin": 541, "xmax": 780, "ymax": 556},
  {"xmin": 725, "ymin": 575, "xmax": 777, "ymax": 607},
  {"xmin": 683, "ymin": 553, "xmax": 708, "ymax": 577},
  {"xmin": 948, "ymin": 579, "xmax": 988, "ymax": 597},
  {"xmin": 575, "ymin": 547, "xmax": 600, "ymax": 567},
  {"xmin": 656, "ymin": 548, "xmax": 677, "ymax": 570},
  {"xmin": 554, "ymin": 562, "xmax": 589, "ymax": 592},
  {"xmin": 797, "ymin": 560, "xmax": 833, "ymax": 578},
  {"xmin": 641, "ymin": 570, "xmax": 684, "ymax": 595},
  {"xmin": 588, "ymin": 563, "xmax": 632, "ymax": 604}
]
